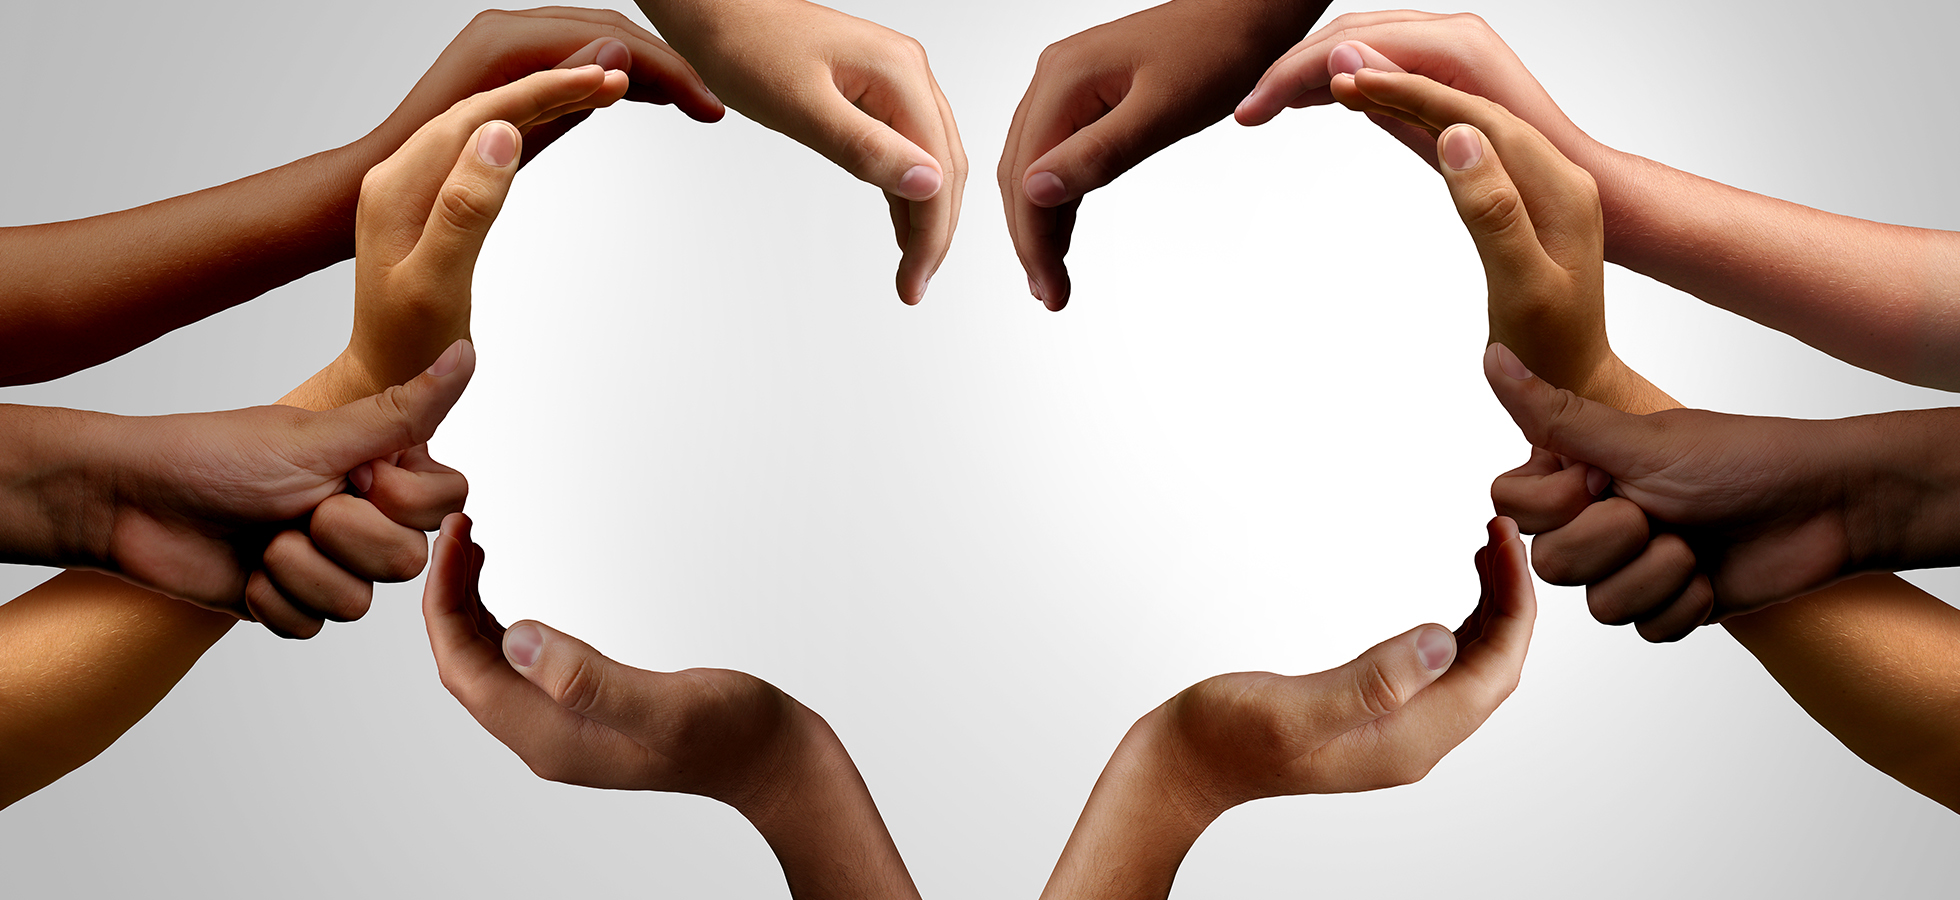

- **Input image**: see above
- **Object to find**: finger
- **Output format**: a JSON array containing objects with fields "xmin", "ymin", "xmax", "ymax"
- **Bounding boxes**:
[
  {"xmin": 1022, "ymin": 81, "xmax": 1186, "ymax": 211},
  {"xmin": 1484, "ymin": 342, "xmax": 1651, "ymax": 476},
  {"xmin": 309, "ymin": 340, "xmax": 475, "ymax": 475},
  {"xmin": 500, "ymin": 620, "xmax": 695, "ymax": 741},
  {"xmin": 1636, "ymin": 573, "xmax": 1715, "ymax": 643},
  {"xmin": 801, "ymin": 81, "xmax": 944, "ymax": 202},
  {"xmin": 1289, "ymin": 621, "xmax": 1459, "ymax": 742},
  {"xmin": 1002, "ymin": 71, "xmax": 1116, "ymax": 310},
  {"xmin": 1529, "ymin": 497, "xmax": 1649, "ymax": 586},
  {"xmin": 503, "ymin": 6, "xmax": 723, "ymax": 121},
  {"xmin": 850, "ymin": 64, "xmax": 960, "ymax": 304},
  {"xmin": 1586, "ymin": 533, "xmax": 1698, "ymax": 627},
  {"xmin": 1342, "ymin": 69, "xmax": 1599, "ymax": 250},
  {"xmin": 1491, "ymin": 448, "xmax": 1610, "ymax": 534},
  {"xmin": 261, "ymin": 528, "xmax": 374, "ymax": 623},
  {"xmin": 356, "ymin": 446, "xmax": 468, "ymax": 532},
  {"xmin": 308, "ymin": 493, "xmax": 429, "ymax": 583},
  {"xmin": 244, "ymin": 569, "xmax": 325, "ymax": 640},
  {"xmin": 1427, "ymin": 124, "xmax": 1557, "ymax": 298},
  {"xmin": 360, "ymin": 66, "xmax": 620, "ymax": 258},
  {"xmin": 1238, "ymin": 36, "xmax": 1407, "ymax": 124},
  {"xmin": 402, "ymin": 120, "xmax": 522, "ymax": 301}
]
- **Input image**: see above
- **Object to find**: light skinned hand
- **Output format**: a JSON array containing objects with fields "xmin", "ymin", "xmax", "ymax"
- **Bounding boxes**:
[
  {"xmin": 635, "ymin": 0, "xmax": 965, "ymax": 305},
  {"xmin": 1481, "ymin": 342, "xmax": 1896, "ymax": 641},
  {"xmin": 337, "ymin": 64, "xmax": 630, "ymax": 393},
  {"xmin": 73, "ymin": 339, "xmax": 478, "ymax": 637},
  {"xmin": 999, "ymin": 0, "xmax": 1328, "ymax": 311},
  {"xmin": 1236, "ymin": 11, "xmax": 1594, "ymax": 169},
  {"xmin": 368, "ymin": 7, "xmax": 722, "ymax": 160},
  {"xmin": 1041, "ymin": 517, "xmax": 1534, "ymax": 900}
]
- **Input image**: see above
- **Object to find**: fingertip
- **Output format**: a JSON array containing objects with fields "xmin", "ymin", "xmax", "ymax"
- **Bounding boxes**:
[
  {"xmin": 1417, "ymin": 625, "xmax": 1457, "ymax": 671},
  {"xmin": 348, "ymin": 460, "xmax": 374, "ymax": 495},
  {"xmin": 504, "ymin": 621, "xmax": 543, "ymax": 668},
  {"xmin": 1024, "ymin": 171, "xmax": 1067, "ymax": 208},
  {"xmin": 475, "ymin": 121, "xmax": 520, "ymax": 168},
  {"xmin": 1485, "ymin": 342, "xmax": 1534, "ymax": 382},
  {"xmin": 1329, "ymin": 42, "xmax": 1365, "ymax": 76},
  {"xmin": 594, "ymin": 38, "xmax": 630, "ymax": 73},
  {"xmin": 1439, "ymin": 123, "xmax": 1485, "ymax": 172},
  {"xmin": 896, "ymin": 164, "xmax": 943, "ymax": 202}
]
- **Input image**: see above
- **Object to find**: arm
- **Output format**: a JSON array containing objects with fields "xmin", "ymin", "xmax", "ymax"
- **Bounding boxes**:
[
  {"xmin": 1238, "ymin": 11, "xmax": 1960, "ymax": 389},
  {"xmin": 1041, "ymin": 517, "xmax": 1535, "ymax": 900},
  {"xmin": 0, "ymin": 65, "xmax": 601, "ymax": 807},
  {"xmin": 1349, "ymin": 66, "xmax": 1960, "ymax": 810},
  {"xmin": 0, "ymin": 7, "xmax": 720, "ymax": 386},
  {"xmin": 998, "ymin": 0, "xmax": 1331, "ymax": 310},
  {"xmin": 630, "ymin": 0, "xmax": 965, "ymax": 304},
  {"xmin": 425, "ymin": 514, "xmax": 921, "ymax": 900}
]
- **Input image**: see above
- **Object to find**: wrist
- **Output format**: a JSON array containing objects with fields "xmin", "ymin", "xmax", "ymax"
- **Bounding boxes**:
[
  {"xmin": 1847, "ymin": 409, "xmax": 1960, "ymax": 573},
  {"xmin": 0, "ymin": 405, "xmax": 121, "ymax": 569}
]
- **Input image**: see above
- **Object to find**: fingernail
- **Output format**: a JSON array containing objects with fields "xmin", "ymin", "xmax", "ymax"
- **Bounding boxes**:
[
  {"xmin": 1493, "ymin": 343, "xmax": 1534, "ymax": 381},
  {"xmin": 1417, "ymin": 626, "xmax": 1456, "ymax": 671},
  {"xmin": 477, "ymin": 121, "xmax": 519, "ymax": 168},
  {"xmin": 1330, "ymin": 42, "xmax": 1364, "ymax": 75},
  {"xmin": 427, "ymin": 340, "xmax": 465, "ymax": 377},
  {"xmin": 897, "ymin": 165, "xmax": 941, "ymax": 201},
  {"xmin": 1584, "ymin": 464, "xmax": 1612, "ymax": 496},
  {"xmin": 505, "ymin": 623, "xmax": 542, "ymax": 669},
  {"xmin": 1025, "ymin": 171, "xmax": 1067, "ymax": 207},
  {"xmin": 574, "ymin": 64, "xmax": 603, "ymax": 75},
  {"xmin": 348, "ymin": 461, "xmax": 374, "ymax": 494},
  {"xmin": 1441, "ymin": 125, "xmax": 1484, "ymax": 171},
  {"xmin": 595, "ymin": 39, "xmax": 630, "ymax": 73},
  {"xmin": 1029, "ymin": 276, "xmax": 1044, "ymax": 303}
]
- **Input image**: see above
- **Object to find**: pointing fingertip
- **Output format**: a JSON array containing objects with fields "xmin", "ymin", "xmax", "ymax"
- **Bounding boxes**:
[
  {"xmin": 1025, "ymin": 171, "xmax": 1067, "ymax": 208},
  {"xmin": 896, "ymin": 165, "xmax": 942, "ymax": 202},
  {"xmin": 1441, "ymin": 124, "xmax": 1484, "ymax": 172},
  {"xmin": 477, "ymin": 121, "xmax": 519, "ymax": 168}
]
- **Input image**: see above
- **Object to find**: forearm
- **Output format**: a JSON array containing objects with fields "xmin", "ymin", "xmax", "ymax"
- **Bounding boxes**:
[
  {"xmin": 0, "ymin": 571, "xmax": 234, "ymax": 809},
  {"xmin": 736, "ymin": 704, "xmax": 922, "ymax": 900},
  {"xmin": 0, "ymin": 405, "xmax": 113, "ymax": 569},
  {"xmin": 0, "ymin": 137, "xmax": 388, "ymax": 386},
  {"xmin": 1584, "ymin": 147, "xmax": 1960, "ymax": 389},
  {"xmin": 1723, "ymin": 574, "xmax": 1960, "ymax": 811},
  {"xmin": 1039, "ymin": 708, "xmax": 1220, "ymax": 900}
]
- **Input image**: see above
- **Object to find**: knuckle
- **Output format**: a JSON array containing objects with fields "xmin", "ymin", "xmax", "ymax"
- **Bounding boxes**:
[
  {"xmin": 551, "ymin": 655, "xmax": 606, "ymax": 718},
  {"xmin": 378, "ymin": 534, "xmax": 430, "ymax": 582},
  {"xmin": 1463, "ymin": 182, "xmax": 1527, "ymax": 239},
  {"xmin": 1355, "ymin": 661, "xmax": 1406, "ymax": 719},
  {"xmin": 435, "ymin": 179, "xmax": 499, "ymax": 233}
]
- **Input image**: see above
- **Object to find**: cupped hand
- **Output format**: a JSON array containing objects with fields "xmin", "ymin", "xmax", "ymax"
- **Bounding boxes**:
[
  {"xmin": 1328, "ymin": 66, "xmax": 1639, "ymax": 404},
  {"xmin": 99, "ymin": 341, "xmax": 477, "ymax": 637},
  {"xmin": 637, "ymin": 0, "xmax": 965, "ymax": 305},
  {"xmin": 1000, "ymin": 0, "xmax": 1324, "ymax": 311},
  {"xmin": 422, "ymin": 513, "xmax": 802, "ymax": 799},
  {"xmin": 343, "ymin": 64, "xmax": 629, "ymax": 391},
  {"xmin": 369, "ymin": 7, "xmax": 722, "ymax": 159},
  {"xmin": 1236, "ymin": 11, "xmax": 1592, "ymax": 167},
  {"xmin": 1484, "ymin": 342, "xmax": 1867, "ymax": 641}
]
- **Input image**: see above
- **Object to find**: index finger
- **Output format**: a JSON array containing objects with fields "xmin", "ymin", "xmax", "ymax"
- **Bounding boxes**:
[{"xmin": 504, "ymin": 6, "xmax": 724, "ymax": 121}]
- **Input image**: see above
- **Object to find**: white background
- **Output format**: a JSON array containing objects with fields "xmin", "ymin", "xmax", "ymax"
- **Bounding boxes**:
[{"xmin": 3, "ymin": 0, "xmax": 1957, "ymax": 895}]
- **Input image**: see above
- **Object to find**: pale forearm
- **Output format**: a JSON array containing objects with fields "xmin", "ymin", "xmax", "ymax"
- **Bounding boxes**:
[
  {"xmin": 737, "ymin": 705, "xmax": 922, "ymax": 900},
  {"xmin": 0, "ymin": 138, "xmax": 386, "ymax": 386},
  {"xmin": 1587, "ymin": 148, "xmax": 1960, "ymax": 389}
]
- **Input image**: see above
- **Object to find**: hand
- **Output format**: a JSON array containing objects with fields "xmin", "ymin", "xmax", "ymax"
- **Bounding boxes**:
[
  {"xmin": 634, "ymin": 0, "xmax": 965, "ymax": 305},
  {"xmin": 1040, "ymin": 517, "xmax": 1535, "ymax": 900},
  {"xmin": 77, "ymin": 340, "xmax": 478, "ymax": 636},
  {"xmin": 1000, "ymin": 0, "xmax": 1326, "ymax": 311},
  {"xmin": 1326, "ymin": 66, "xmax": 1643, "ymax": 405},
  {"xmin": 1236, "ymin": 11, "xmax": 1595, "ymax": 169},
  {"xmin": 423, "ymin": 513, "xmax": 923, "ymax": 900},
  {"xmin": 337, "ymin": 64, "xmax": 630, "ymax": 392},
  {"xmin": 366, "ymin": 7, "xmax": 722, "ymax": 161},
  {"xmin": 1482, "ymin": 342, "xmax": 1887, "ymax": 641}
]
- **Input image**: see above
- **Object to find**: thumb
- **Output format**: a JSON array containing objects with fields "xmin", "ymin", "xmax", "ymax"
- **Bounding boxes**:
[
  {"xmin": 1022, "ymin": 94, "xmax": 1175, "ymax": 209},
  {"xmin": 316, "ymin": 340, "xmax": 476, "ymax": 473},
  {"xmin": 501, "ymin": 619, "xmax": 665, "ymax": 735},
  {"xmin": 1296, "ymin": 623, "xmax": 1457, "ymax": 739},
  {"xmin": 805, "ymin": 90, "xmax": 943, "ymax": 202},
  {"xmin": 408, "ymin": 120, "xmax": 523, "ymax": 285},
  {"xmin": 1483, "ymin": 342, "xmax": 1648, "ymax": 476},
  {"xmin": 1436, "ymin": 124, "xmax": 1549, "ymax": 291}
]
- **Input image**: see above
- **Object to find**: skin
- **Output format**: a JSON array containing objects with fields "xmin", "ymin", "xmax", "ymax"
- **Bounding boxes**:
[
  {"xmin": 1040, "ymin": 517, "xmax": 1535, "ymax": 900},
  {"xmin": 0, "ymin": 63, "xmax": 617, "ymax": 809},
  {"xmin": 633, "ymin": 0, "xmax": 966, "ymax": 304},
  {"xmin": 998, "ymin": 0, "xmax": 1332, "ymax": 310},
  {"xmin": 1239, "ymin": 10, "xmax": 1960, "ymax": 390},
  {"xmin": 424, "ymin": 513, "xmax": 922, "ymax": 900},
  {"xmin": 0, "ymin": 7, "xmax": 720, "ymax": 387},
  {"xmin": 1341, "ymin": 66, "xmax": 1960, "ymax": 811}
]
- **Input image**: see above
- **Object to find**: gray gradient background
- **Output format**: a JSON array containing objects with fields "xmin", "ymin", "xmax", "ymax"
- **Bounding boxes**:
[{"xmin": 3, "ymin": 0, "xmax": 1956, "ymax": 895}]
